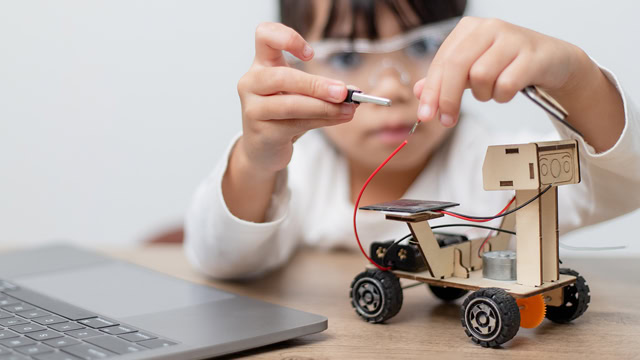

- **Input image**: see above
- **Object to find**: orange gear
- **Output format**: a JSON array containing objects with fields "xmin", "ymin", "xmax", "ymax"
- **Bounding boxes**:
[{"xmin": 517, "ymin": 294, "xmax": 546, "ymax": 328}]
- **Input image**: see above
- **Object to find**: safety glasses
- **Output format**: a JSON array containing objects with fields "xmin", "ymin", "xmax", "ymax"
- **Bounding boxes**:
[{"xmin": 289, "ymin": 17, "xmax": 459, "ymax": 89}]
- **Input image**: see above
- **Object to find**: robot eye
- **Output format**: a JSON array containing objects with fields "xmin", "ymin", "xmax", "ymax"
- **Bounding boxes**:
[
  {"xmin": 539, "ymin": 158, "xmax": 549, "ymax": 177},
  {"xmin": 562, "ymin": 155, "xmax": 572, "ymax": 174}
]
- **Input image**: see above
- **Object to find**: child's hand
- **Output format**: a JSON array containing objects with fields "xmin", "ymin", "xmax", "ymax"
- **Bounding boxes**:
[
  {"xmin": 236, "ymin": 22, "xmax": 356, "ymax": 174},
  {"xmin": 413, "ymin": 17, "xmax": 590, "ymax": 127}
]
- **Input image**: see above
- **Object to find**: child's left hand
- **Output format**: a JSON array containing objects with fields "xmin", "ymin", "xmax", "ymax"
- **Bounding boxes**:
[{"xmin": 413, "ymin": 17, "xmax": 593, "ymax": 127}]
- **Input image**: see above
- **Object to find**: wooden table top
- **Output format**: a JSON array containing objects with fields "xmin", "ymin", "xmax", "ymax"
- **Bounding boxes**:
[{"xmin": 105, "ymin": 245, "xmax": 640, "ymax": 360}]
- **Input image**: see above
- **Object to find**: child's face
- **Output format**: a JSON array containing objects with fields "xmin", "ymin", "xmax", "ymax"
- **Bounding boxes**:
[{"xmin": 304, "ymin": 1, "xmax": 454, "ymax": 172}]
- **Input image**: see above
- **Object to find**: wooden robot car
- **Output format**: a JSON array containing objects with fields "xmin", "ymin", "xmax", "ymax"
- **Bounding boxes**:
[{"xmin": 350, "ymin": 138, "xmax": 590, "ymax": 347}]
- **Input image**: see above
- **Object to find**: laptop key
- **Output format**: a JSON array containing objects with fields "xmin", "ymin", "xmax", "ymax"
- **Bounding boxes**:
[
  {"xmin": 34, "ymin": 315, "xmax": 68, "ymax": 326},
  {"xmin": 49, "ymin": 322, "xmax": 84, "ymax": 332},
  {"xmin": 0, "ymin": 317, "xmax": 28, "ymax": 327},
  {"xmin": 118, "ymin": 332, "xmax": 156, "ymax": 342},
  {"xmin": 16, "ymin": 309, "xmax": 50, "ymax": 319},
  {"xmin": 9, "ymin": 323, "xmax": 46, "ymax": 334},
  {"xmin": 43, "ymin": 336, "xmax": 81, "ymax": 348},
  {"xmin": 78, "ymin": 318, "xmax": 117, "ymax": 329},
  {"xmin": 138, "ymin": 338, "xmax": 177, "ymax": 349},
  {"xmin": 34, "ymin": 352, "xmax": 84, "ymax": 360},
  {"xmin": 64, "ymin": 329, "xmax": 101, "ymax": 339},
  {"xmin": 0, "ymin": 329, "xmax": 19, "ymax": 339},
  {"xmin": 2, "ymin": 304, "xmax": 35, "ymax": 313},
  {"xmin": 0, "ymin": 298, "xmax": 20, "ymax": 307},
  {"xmin": 14, "ymin": 343, "xmax": 54, "ymax": 356},
  {"xmin": 99, "ymin": 325, "xmax": 136, "ymax": 335},
  {"xmin": 0, "ymin": 310, "xmax": 13, "ymax": 319},
  {"xmin": 26, "ymin": 330, "xmax": 64, "ymax": 341},
  {"xmin": 0, "ymin": 336, "xmax": 36, "ymax": 348},
  {"xmin": 61, "ymin": 343, "xmax": 116, "ymax": 360},
  {"xmin": 85, "ymin": 335, "xmax": 145, "ymax": 355}
]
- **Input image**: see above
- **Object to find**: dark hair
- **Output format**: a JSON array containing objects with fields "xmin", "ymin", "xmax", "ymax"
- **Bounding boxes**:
[{"xmin": 280, "ymin": 0, "xmax": 467, "ymax": 40}]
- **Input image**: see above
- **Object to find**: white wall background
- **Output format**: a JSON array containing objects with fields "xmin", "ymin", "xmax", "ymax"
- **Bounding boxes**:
[{"xmin": 0, "ymin": 1, "xmax": 638, "ymax": 256}]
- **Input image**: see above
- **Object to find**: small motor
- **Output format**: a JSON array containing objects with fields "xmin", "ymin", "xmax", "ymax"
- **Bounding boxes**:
[{"xmin": 482, "ymin": 250, "xmax": 516, "ymax": 281}]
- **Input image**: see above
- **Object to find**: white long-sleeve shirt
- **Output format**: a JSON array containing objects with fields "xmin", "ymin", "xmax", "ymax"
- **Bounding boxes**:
[{"xmin": 185, "ymin": 68, "xmax": 640, "ymax": 279}]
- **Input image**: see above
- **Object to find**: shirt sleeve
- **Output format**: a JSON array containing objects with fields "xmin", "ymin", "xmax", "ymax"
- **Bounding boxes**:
[
  {"xmin": 554, "ymin": 65, "xmax": 640, "ymax": 234},
  {"xmin": 183, "ymin": 133, "xmax": 301, "ymax": 279}
]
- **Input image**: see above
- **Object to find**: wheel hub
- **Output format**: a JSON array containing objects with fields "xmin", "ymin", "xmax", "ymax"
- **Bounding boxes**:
[
  {"xmin": 477, "ymin": 312, "xmax": 489, "ymax": 326},
  {"xmin": 353, "ymin": 279, "xmax": 385, "ymax": 318},
  {"xmin": 466, "ymin": 299, "xmax": 500, "ymax": 340},
  {"xmin": 363, "ymin": 292, "xmax": 371, "ymax": 302}
]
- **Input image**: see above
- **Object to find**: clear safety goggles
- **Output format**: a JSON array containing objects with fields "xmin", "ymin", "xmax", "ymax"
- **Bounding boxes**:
[{"xmin": 290, "ymin": 17, "xmax": 459, "ymax": 89}]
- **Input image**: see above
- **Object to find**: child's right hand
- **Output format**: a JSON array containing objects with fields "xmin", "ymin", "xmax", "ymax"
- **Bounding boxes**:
[{"xmin": 236, "ymin": 22, "xmax": 357, "ymax": 175}]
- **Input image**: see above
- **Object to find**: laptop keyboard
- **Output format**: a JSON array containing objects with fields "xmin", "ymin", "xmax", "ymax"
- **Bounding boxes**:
[{"xmin": 0, "ymin": 280, "xmax": 177, "ymax": 359}]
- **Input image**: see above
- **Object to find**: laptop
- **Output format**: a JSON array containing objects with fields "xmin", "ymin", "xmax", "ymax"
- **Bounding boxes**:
[{"xmin": 0, "ymin": 245, "xmax": 327, "ymax": 359}]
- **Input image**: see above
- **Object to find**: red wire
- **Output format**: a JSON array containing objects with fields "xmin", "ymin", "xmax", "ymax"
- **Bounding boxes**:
[
  {"xmin": 352, "ymin": 137, "xmax": 517, "ymax": 270},
  {"xmin": 477, "ymin": 231, "xmax": 494, "ymax": 258},
  {"xmin": 437, "ymin": 196, "xmax": 516, "ymax": 223},
  {"xmin": 473, "ymin": 196, "xmax": 516, "ymax": 256},
  {"xmin": 353, "ymin": 140, "xmax": 408, "ymax": 271}
]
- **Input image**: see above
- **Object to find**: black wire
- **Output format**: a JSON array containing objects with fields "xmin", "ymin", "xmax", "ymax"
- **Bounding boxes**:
[
  {"xmin": 443, "ymin": 184, "xmax": 553, "ymax": 221},
  {"xmin": 520, "ymin": 87, "xmax": 584, "ymax": 137},
  {"xmin": 431, "ymin": 224, "xmax": 516, "ymax": 235},
  {"xmin": 381, "ymin": 233, "xmax": 413, "ymax": 267},
  {"xmin": 553, "ymin": 117, "xmax": 583, "ymax": 138}
]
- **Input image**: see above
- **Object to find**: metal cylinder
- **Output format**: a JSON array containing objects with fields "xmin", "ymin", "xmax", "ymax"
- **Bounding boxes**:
[{"xmin": 482, "ymin": 250, "xmax": 516, "ymax": 281}]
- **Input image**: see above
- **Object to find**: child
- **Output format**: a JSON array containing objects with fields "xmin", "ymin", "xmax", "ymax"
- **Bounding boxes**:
[{"xmin": 185, "ymin": 0, "xmax": 639, "ymax": 279}]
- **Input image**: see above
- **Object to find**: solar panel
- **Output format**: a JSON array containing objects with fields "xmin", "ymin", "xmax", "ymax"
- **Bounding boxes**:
[{"xmin": 359, "ymin": 199, "xmax": 459, "ymax": 213}]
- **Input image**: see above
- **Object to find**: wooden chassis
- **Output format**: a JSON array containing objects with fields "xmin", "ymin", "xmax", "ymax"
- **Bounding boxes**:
[{"xmin": 390, "ymin": 267, "xmax": 575, "ymax": 299}]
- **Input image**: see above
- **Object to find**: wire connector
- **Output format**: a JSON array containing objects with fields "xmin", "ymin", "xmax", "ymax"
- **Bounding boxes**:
[
  {"xmin": 409, "ymin": 121, "xmax": 420, "ymax": 135},
  {"xmin": 344, "ymin": 89, "xmax": 392, "ymax": 106}
]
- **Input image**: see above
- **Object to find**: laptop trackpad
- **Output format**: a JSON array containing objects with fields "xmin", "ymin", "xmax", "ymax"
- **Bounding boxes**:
[{"xmin": 13, "ymin": 261, "xmax": 234, "ymax": 318}]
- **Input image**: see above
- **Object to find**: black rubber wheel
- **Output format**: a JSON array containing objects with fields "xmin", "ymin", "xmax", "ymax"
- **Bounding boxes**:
[
  {"xmin": 460, "ymin": 288, "xmax": 520, "ymax": 348},
  {"xmin": 428, "ymin": 284, "xmax": 469, "ymax": 302},
  {"xmin": 350, "ymin": 269, "xmax": 403, "ymax": 323},
  {"xmin": 545, "ymin": 268, "xmax": 590, "ymax": 324}
]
